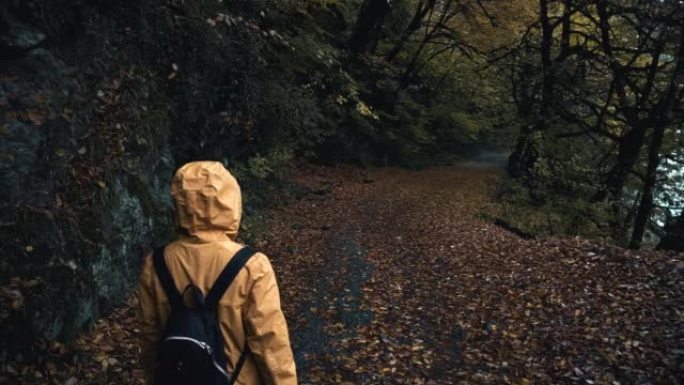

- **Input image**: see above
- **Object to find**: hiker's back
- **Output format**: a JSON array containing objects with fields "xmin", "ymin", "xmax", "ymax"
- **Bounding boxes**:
[
  {"xmin": 138, "ymin": 161, "xmax": 297, "ymax": 385},
  {"xmin": 161, "ymin": 240, "xmax": 251, "ymax": 309},
  {"xmin": 152, "ymin": 239, "xmax": 268, "ymax": 384}
]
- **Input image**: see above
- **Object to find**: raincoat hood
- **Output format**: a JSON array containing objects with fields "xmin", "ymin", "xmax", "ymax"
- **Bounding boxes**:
[{"xmin": 171, "ymin": 161, "xmax": 241, "ymax": 241}]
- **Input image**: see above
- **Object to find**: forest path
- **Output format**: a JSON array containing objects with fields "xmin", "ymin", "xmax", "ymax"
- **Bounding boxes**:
[
  {"xmin": 264, "ymin": 166, "xmax": 681, "ymax": 385},
  {"xmin": 24, "ymin": 166, "xmax": 682, "ymax": 385},
  {"xmin": 273, "ymin": 166, "xmax": 508, "ymax": 384}
]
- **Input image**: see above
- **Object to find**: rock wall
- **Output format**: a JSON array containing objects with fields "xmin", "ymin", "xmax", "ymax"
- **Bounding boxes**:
[{"xmin": 0, "ymin": 0, "xmax": 268, "ymax": 358}]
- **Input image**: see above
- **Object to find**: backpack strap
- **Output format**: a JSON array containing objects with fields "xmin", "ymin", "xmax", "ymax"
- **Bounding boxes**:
[
  {"xmin": 206, "ymin": 246, "xmax": 256, "ymax": 383},
  {"xmin": 205, "ymin": 246, "xmax": 257, "ymax": 309},
  {"xmin": 152, "ymin": 246, "xmax": 183, "ymax": 309},
  {"xmin": 229, "ymin": 346, "xmax": 251, "ymax": 385}
]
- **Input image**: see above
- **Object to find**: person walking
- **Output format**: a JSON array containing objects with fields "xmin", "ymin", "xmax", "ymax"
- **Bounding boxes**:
[{"xmin": 137, "ymin": 161, "xmax": 297, "ymax": 385}]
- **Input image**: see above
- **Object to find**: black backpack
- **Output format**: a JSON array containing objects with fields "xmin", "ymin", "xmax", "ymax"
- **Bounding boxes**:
[{"xmin": 152, "ymin": 246, "xmax": 256, "ymax": 385}]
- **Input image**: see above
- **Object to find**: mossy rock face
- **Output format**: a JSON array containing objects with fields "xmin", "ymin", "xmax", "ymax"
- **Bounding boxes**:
[
  {"xmin": 1, "ymin": 0, "xmax": 306, "ymax": 357},
  {"xmin": 0, "ymin": 164, "xmax": 175, "ymax": 356},
  {"xmin": 0, "ymin": 0, "xmax": 179, "ymax": 358},
  {"xmin": 0, "ymin": 0, "xmax": 278, "ymax": 356}
]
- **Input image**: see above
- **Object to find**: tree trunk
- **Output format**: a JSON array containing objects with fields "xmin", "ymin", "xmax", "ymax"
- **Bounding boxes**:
[
  {"xmin": 558, "ymin": 0, "xmax": 572, "ymax": 59},
  {"xmin": 629, "ymin": 125, "xmax": 665, "ymax": 248},
  {"xmin": 629, "ymin": 25, "xmax": 684, "ymax": 248},
  {"xmin": 508, "ymin": 0, "xmax": 554, "ymax": 181},
  {"xmin": 348, "ymin": 0, "xmax": 392, "ymax": 54},
  {"xmin": 605, "ymin": 125, "xmax": 649, "ymax": 199},
  {"xmin": 657, "ymin": 211, "xmax": 684, "ymax": 251},
  {"xmin": 398, "ymin": 36, "xmax": 429, "ymax": 88},
  {"xmin": 386, "ymin": 0, "xmax": 435, "ymax": 62}
]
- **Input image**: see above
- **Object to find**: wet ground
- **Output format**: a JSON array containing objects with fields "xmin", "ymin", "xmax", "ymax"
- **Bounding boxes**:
[
  {"xmin": 260, "ymin": 166, "xmax": 502, "ymax": 384},
  {"xmin": 7, "ymin": 165, "xmax": 681, "ymax": 385},
  {"xmin": 263, "ymin": 166, "xmax": 682, "ymax": 385}
]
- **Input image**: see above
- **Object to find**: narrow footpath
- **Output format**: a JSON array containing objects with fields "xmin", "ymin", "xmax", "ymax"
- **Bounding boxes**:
[{"xmin": 265, "ymin": 166, "xmax": 682, "ymax": 385}]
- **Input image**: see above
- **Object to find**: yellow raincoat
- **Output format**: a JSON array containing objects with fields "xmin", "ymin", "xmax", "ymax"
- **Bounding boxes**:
[{"xmin": 137, "ymin": 161, "xmax": 297, "ymax": 385}]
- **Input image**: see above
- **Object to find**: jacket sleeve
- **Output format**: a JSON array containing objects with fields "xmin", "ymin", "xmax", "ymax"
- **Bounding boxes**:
[
  {"xmin": 244, "ymin": 255, "xmax": 297, "ymax": 385},
  {"xmin": 137, "ymin": 253, "xmax": 162, "ymax": 385}
]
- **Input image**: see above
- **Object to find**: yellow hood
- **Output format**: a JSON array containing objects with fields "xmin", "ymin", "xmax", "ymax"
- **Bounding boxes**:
[{"xmin": 171, "ymin": 161, "xmax": 241, "ymax": 241}]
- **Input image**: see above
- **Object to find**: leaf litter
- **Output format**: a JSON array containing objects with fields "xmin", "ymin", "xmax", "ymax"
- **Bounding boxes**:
[{"xmin": 1, "ymin": 166, "xmax": 682, "ymax": 384}]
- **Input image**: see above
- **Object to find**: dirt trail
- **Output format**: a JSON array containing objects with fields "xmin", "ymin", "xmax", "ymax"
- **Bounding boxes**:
[
  {"xmin": 7, "ymin": 166, "xmax": 682, "ymax": 385},
  {"xmin": 266, "ymin": 166, "xmax": 682, "ymax": 385},
  {"xmin": 269, "ymin": 166, "xmax": 513, "ymax": 384}
]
